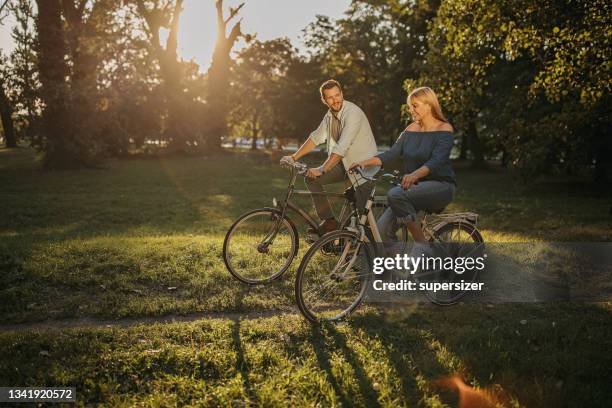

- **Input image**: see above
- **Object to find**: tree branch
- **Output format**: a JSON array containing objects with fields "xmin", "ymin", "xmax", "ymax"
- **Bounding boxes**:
[
  {"xmin": 165, "ymin": 0, "xmax": 183, "ymax": 59},
  {"xmin": 215, "ymin": 0, "xmax": 224, "ymax": 30},
  {"xmin": 227, "ymin": 18, "xmax": 242, "ymax": 46},
  {"xmin": 135, "ymin": 0, "xmax": 162, "ymax": 53},
  {"xmin": 224, "ymin": 2, "xmax": 244, "ymax": 25},
  {"xmin": 76, "ymin": 0, "xmax": 87, "ymax": 17},
  {"xmin": 0, "ymin": 0, "xmax": 10, "ymax": 16}
]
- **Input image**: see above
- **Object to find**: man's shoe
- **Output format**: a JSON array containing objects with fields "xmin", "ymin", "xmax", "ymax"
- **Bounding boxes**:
[{"xmin": 308, "ymin": 218, "xmax": 339, "ymax": 236}]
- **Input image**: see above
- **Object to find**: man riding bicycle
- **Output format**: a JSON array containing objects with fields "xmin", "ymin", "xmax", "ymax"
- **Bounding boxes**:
[{"xmin": 280, "ymin": 79, "xmax": 379, "ymax": 235}]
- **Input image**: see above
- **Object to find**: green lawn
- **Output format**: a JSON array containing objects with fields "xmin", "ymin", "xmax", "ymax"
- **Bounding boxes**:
[{"xmin": 1, "ymin": 147, "xmax": 611, "ymax": 406}]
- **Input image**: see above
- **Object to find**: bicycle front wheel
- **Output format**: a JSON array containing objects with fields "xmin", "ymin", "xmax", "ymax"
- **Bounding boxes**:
[
  {"xmin": 295, "ymin": 230, "xmax": 372, "ymax": 323},
  {"xmin": 223, "ymin": 208, "xmax": 298, "ymax": 284}
]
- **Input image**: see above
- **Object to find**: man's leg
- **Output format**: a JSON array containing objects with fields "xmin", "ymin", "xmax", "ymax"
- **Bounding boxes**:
[{"xmin": 304, "ymin": 164, "xmax": 347, "ymax": 222}]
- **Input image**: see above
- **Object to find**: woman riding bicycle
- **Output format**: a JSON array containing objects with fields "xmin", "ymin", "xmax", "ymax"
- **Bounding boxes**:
[{"xmin": 350, "ymin": 86, "xmax": 456, "ymax": 255}]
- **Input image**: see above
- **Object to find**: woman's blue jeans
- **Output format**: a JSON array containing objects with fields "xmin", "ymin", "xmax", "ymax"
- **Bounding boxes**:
[{"xmin": 377, "ymin": 180, "xmax": 456, "ymax": 242}]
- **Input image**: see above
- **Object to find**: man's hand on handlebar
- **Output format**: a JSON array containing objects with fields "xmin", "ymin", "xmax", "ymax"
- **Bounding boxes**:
[{"xmin": 279, "ymin": 155, "xmax": 296, "ymax": 167}]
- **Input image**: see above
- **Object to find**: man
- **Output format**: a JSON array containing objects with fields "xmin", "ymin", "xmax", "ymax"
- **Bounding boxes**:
[{"xmin": 280, "ymin": 79, "xmax": 379, "ymax": 235}]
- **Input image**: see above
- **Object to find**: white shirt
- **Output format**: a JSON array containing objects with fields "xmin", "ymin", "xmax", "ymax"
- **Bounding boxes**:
[{"xmin": 309, "ymin": 100, "xmax": 380, "ymax": 185}]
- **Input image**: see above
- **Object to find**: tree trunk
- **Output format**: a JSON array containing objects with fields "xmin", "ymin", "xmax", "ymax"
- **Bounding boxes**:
[
  {"xmin": 207, "ymin": 0, "xmax": 245, "ymax": 149},
  {"xmin": 62, "ymin": 0, "xmax": 109, "ymax": 157},
  {"xmin": 459, "ymin": 132, "xmax": 468, "ymax": 160},
  {"xmin": 136, "ymin": 0, "xmax": 186, "ymax": 150},
  {"xmin": 0, "ymin": 79, "xmax": 17, "ymax": 148},
  {"xmin": 37, "ymin": 0, "xmax": 84, "ymax": 168},
  {"xmin": 251, "ymin": 111, "xmax": 258, "ymax": 150},
  {"xmin": 500, "ymin": 146, "xmax": 508, "ymax": 167},
  {"xmin": 466, "ymin": 116, "xmax": 486, "ymax": 168}
]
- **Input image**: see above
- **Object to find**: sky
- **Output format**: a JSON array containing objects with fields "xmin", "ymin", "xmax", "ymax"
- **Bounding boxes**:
[{"xmin": 0, "ymin": 0, "xmax": 351, "ymax": 71}]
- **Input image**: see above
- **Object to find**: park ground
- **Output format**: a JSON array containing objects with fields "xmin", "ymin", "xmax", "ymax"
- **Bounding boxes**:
[{"xmin": 1, "ymin": 147, "xmax": 611, "ymax": 406}]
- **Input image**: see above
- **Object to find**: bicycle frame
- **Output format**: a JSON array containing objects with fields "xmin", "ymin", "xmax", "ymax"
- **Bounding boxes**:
[
  {"xmin": 267, "ymin": 165, "xmax": 354, "ymax": 243},
  {"xmin": 345, "ymin": 171, "xmax": 480, "ymax": 256}
]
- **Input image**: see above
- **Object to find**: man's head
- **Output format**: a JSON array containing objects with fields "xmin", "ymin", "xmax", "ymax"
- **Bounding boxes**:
[{"xmin": 319, "ymin": 79, "xmax": 344, "ymax": 113}]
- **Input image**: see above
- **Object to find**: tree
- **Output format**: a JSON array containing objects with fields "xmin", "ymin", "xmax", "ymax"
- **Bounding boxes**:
[
  {"xmin": 229, "ymin": 39, "xmax": 294, "ymax": 149},
  {"xmin": 35, "ymin": 0, "xmax": 85, "ymax": 168},
  {"xmin": 7, "ymin": 0, "xmax": 40, "ymax": 147},
  {"xmin": 135, "ymin": 0, "xmax": 197, "ymax": 150},
  {"xmin": 0, "ymin": 65, "xmax": 17, "ymax": 148},
  {"xmin": 0, "ymin": 2, "xmax": 17, "ymax": 148},
  {"xmin": 35, "ymin": 0, "xmax": 125, "ymax": 167},
  {"xmin": 417, "ymin": 0, "xmax": 611, "ymax": 178},
  {"xmin": 206, "ymin": 0, "xmax": 247, "ymax": 149},
  {"xmin": 304, "ymin": 0, "xmax": 440, "ymax": 146}
]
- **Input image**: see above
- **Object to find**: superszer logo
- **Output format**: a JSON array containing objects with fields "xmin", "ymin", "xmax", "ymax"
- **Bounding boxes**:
[{"xmin": 372, "ymin": 254, "xmax": 486, "ymax": 275}]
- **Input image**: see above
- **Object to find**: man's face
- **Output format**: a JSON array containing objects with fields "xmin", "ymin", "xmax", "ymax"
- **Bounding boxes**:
[{"xmin": 322, "ymin": 86, "xmax": 344, "ymax": 112}]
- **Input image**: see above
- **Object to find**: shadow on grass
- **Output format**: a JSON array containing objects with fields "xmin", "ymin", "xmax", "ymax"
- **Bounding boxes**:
[
  {"xmin": 284, "ymin": 322, "xmax": 388, "ymax": 407},
  {"xmin": 322, "ymin": 323, "xmax": 383, "ymax": 408},
  {"xmin": 307, "ymin": 324, "xmax": 357, "ymax": 407},
  {"xmin": 349, "ymin": 302, "xmax": 612, "ymax": 407},
  {"xmin": 231, "ymin": 317, "xmax": 256, "ymax": 404},
  {"xmin": 349, "ymin": 311, "xmax": 452, "ymax": 405}
]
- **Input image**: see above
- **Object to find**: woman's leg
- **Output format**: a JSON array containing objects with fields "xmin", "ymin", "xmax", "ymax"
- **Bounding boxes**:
[
  {"xmin": 387, "ymin": 181, "xmax": 455, "ymax": 242},
  {"xmin": 376, "ymin": 207, "xmax": 400, "ymax": 242}
]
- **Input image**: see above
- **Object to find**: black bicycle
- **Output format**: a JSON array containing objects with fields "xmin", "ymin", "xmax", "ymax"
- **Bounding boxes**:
[{"xmin": 222, "ymin": 161, "xmax": 407, "ymax": 284}]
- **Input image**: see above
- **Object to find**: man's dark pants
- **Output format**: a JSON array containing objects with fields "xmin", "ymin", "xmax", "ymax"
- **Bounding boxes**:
[{"xmin": 304, "ymin": 163, "xmax": 373, "ymax": 221}]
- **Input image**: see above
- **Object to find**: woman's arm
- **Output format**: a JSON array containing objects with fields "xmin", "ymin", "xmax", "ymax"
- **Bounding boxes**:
[
  {"xmin": 422, "ymin": 132, "xmax": 454, "ymax": 174},
  {"xmin": 349, "ymin": 156, "xmax": 382, "ymax": 170}
]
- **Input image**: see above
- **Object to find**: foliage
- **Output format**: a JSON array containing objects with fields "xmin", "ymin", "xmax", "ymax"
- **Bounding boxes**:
[
  {"xmin": 415, "ymin": 0, "xmax": 611, "ymax": 178},
  {"xmin": 228, "ymin": 38, "xmax": 325, "ymax": 148},
  {"xmin": 304, "ymin": 0, "xmax": 439, "ymax": 146},
  {"xmin": 0, "ymin": 0, "xmax": 609, "ymax": 177}
]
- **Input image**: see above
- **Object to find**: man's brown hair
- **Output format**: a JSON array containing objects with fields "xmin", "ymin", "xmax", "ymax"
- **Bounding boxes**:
[{"xmin": 319, "ymin": 79, "xmax": 342, "ymax": 98}]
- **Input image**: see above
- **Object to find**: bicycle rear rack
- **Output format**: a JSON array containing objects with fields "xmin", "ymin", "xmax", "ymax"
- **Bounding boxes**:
[{"xmin": 428, "ymin": 212, "xmax": 479, "ymax": 225}]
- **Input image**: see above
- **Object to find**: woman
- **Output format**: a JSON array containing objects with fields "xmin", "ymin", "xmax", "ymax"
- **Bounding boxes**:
[{"xmin": 350, "ymin": 86, "xmax": 456, "ymax": 254}]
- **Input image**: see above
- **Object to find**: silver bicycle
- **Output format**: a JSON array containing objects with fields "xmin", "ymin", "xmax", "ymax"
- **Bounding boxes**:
[{"xmin": 294, "ymin": 168, "xmax": 484, "ymax": 323}]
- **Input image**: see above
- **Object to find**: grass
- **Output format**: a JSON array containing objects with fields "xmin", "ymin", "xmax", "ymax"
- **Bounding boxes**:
[
  {"xmin": 1, "ymin": 304, "xmax": 611, "ymax": 406},
  {"xmin": 1, "ymin": 147, "xmax": 611, "ymax": 406}
]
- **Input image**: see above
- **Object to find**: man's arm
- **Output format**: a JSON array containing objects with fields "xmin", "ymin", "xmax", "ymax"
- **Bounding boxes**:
[
  {"xmin": 319, "ymin": 153, "xmax": 343, "ymax": 173},
  {"xmin": 282, "ymin": 117, "xmax": 327, "ymax": 165},
  {"xmin": 291, "ymin": 137, "xmax": 316, "ymax": 161}
]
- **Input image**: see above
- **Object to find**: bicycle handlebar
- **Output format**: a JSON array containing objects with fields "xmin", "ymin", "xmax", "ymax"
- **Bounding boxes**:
[
  {"xmin": 280, "ymin": 159, "xmax": 308, "ymax": 175},
  {"xmin": 349, "ymin": 166, "xmax": 402, "ymax": 185}
]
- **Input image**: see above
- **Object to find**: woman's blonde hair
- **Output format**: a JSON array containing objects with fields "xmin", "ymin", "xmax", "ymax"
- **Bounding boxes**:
[{"xmin": 408, "ymin": 86, "xmax": 448, "ymax": 123}]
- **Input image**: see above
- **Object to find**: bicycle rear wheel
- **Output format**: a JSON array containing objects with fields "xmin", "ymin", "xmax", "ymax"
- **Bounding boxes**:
[
  {"xmin": 422, "ymin": 221, "xmax": 484, "ymax": 305},
  {"xmin": 295, "ymin": 230, "xmax": 372, "ymax": 323},
  {"xmin": 223, "ymin": 208, "xmax": 298, "ymax": 284}
]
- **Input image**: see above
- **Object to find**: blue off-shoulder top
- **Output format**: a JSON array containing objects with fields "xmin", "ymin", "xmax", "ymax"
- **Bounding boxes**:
[{"xmin": 376, "ymin": 130, "xmax": 456, "ymax": 184}]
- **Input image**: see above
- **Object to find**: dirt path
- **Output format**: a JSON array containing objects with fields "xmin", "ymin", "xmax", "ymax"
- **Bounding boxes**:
[{"xmin": 0, "ymin": 309, "xmax": 300, "ymax": 333}]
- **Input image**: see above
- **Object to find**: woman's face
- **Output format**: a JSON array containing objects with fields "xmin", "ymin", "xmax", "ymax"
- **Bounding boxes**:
[{"xmin": 408, "ymin": 97, "xmax": 432, "ymax": 122}]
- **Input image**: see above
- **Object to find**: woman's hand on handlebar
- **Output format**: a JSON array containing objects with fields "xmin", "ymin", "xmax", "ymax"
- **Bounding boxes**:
[
  {"xmin": 348, "ymin": 161, "xmax": 364, "ymax": 173},
  {"xmin": 400, "ymin": 173, "xmax": 419, "ymax": 190}
]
